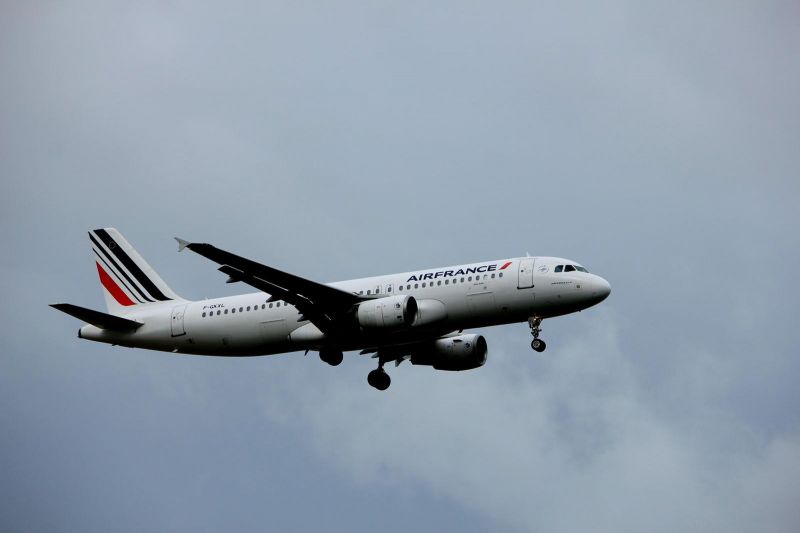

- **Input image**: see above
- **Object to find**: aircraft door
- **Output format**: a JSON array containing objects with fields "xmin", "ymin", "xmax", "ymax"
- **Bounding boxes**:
[
  {"xmin": 517, "ymin": 258, "xmax": 535, "ymax": 289},
  {"xmin": 170, "ymin": 304, "xmax": 188, "ymax": 337}
]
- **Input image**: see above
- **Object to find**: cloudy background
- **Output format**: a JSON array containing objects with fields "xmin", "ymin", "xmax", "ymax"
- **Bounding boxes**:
[{"xmin": 2, "ymin": 1, "xmax": 799, "ymax": 531}]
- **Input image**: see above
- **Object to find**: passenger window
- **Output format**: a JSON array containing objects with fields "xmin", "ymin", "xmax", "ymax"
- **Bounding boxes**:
[
  {"xmin": 239, "ymin": 307, "xmax": 243, "ymax": 312},
  {"xmin": 460, "ymin": 278, "xmax": 465, "ymax": 283},
  {"xmin": 499, "ymin": 273, "xmax": 503, "ymax": 278},
  {"xmin": 415, "ymin": 283, "xmax": 418, "ymax": 289},
  {"xmin": 445, "ymin": 279, "xmax": 449, "ymax": 284},
  {"xmin": 217, "ymin": 310, "xmax": 221, "ymax": 316},
  {"xmin": 422, "ymin": 282, "xmax": 426, "ymax": 288},
  {"xmin": 366, "ymin": 290, "xmax": 371, "ymax": 295},
  {"xmin": 555, "ymin": 265, "xmax": 563, "ymax": 273},
  {"xmin": 468, "ymin": 276, "xmax": 472, "ymax": 281},
  {"xmin": 231, "ymin": 308, "xmax": 236, "ymax": 314},
  {"xmin": 246, "ymin": 306, "xmax": 250, "ymax": 311},
  {"xmin": 261, "ymin": 304, "xmax": 265, "ymax": 309},
  {"xmin": 491, "ymin": 273, "xmax": 495, "ymax": 278},
  {"xmin": 224, "ymin": 309, "xmax": 228, "ymax": 314},
  {"xmin": 565, "ymin": 265, "xmax": 576, "ymax": 272},
  {"xmin": 437, "ymin": 280, "xmax": 442, "ymax": 286},
  {"xmin": 202, "ymin": 312, "xmax": 206, "ymax": 317},
  {"xmin": 269, "ymin": 303, "xmax": 273, "ymax": 308}
]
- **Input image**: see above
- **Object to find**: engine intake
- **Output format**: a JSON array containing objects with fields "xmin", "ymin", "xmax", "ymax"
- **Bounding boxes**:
[
  {"xmin": 411, "ymin": 334, "xmax": 488, "ymax": 371},
  {"xmin": 356, "ymin": 295, "xmax": 418, "ymax": 329}
]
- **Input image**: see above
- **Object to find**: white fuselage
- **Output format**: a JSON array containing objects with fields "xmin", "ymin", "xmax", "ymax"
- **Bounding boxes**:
[{"xmin": 79, "ymin": 256, "xmax": 610, "ymax": 356}]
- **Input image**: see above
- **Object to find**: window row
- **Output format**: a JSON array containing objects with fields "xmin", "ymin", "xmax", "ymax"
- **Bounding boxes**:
[
  {"xmin": 200, "ymin": 270, "xmax": 511, "ymax": 317},
  {"xmin": 355, "ymin": 272, "xmax": 504, "ymax": 295},
  {"xmin": 201, "ymin": 300, "xmax": 291, "ymax": 318}
]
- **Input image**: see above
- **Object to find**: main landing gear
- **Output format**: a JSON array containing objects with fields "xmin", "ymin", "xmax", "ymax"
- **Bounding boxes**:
[
  {"xmin": 528, "ymin": 316, "xmax": 547, "ymax": 352},
  {"xmin": 318, "ymin": 347, "xmax": 391, "ymax": 390},
  {"xmin": 319, "ymin": 347, "xmax": 343, "ymax": 366},
  {"xmin": 367, "ymin": 361, "xmax": 391, "ymax": 391}
]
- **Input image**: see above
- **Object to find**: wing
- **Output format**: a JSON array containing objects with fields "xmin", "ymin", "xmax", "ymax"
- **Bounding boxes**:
[{"xmin": 177, "ymin": 238, "xmax": 363, "ymax": 334}]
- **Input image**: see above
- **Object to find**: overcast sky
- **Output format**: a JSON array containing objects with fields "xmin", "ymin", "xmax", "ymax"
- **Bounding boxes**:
[{"xmin": 2, "ymin": 1, "xmax": 799, "ymax": 532}]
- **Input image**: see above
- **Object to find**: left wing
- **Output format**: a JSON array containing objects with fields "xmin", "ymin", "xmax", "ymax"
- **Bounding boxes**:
[{"xmin": 176, "ymin": 238, "xmax": 364, "ymax": 334}]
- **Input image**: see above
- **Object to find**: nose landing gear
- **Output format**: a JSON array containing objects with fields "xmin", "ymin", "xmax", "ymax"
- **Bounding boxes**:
[{"xmin": 528, "ymin": 316, "xmax": 546, "ymax": 352}]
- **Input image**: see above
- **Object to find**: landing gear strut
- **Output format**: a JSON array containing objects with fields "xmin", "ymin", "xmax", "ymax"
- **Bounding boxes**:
[
  {"xmin": 367, "ymin": 362, "xmax": 391, "ymax": 391},
  {"xmin": 528, "ymin": 316, "xmax": 547, "ymax": 352}
]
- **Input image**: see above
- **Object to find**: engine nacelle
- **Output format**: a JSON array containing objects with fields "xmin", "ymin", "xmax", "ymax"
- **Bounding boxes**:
[
  {"xmin": 356, "ymin": 295, "xmax": 418, "ymax": 329},
  {"xmin": 411, "ymin": 334, "xmax": 488, "ymax": 371}
]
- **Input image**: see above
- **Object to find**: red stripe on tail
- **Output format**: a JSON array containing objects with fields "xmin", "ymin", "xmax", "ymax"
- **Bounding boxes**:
[{"xmin": 96, "ymin": 262, "xmax": 135, "ymax": 306}]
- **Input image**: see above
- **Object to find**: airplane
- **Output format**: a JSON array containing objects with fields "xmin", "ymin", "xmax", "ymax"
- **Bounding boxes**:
[{"xmin": 51, "ymin": 228, "xmax": 611, "ymax": 390}]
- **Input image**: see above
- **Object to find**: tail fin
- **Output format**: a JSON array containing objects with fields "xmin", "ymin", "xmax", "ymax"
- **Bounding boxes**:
[{"xmin": 89, "ymin": 228, "xmax": 183, "ymax": 314}]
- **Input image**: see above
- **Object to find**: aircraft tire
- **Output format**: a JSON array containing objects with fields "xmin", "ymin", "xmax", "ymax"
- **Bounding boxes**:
[
  {"xmin": 320, "ymin": 348, "xmax": 343, "ymax": 366},
  {"xmin": 531, "ymin": 339, "xmax": 546, "ymax": 352},
  {"xmin": 367, "ymin": 369, "xmax": 391, "ymax": 390}
]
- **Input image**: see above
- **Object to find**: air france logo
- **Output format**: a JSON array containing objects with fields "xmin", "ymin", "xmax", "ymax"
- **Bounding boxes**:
[{"xmin": 407, "ymin": 261, "xmax": 512, "ymax": 282}]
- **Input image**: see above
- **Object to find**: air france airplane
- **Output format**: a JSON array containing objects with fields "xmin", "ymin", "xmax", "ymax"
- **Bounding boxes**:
[{"xmin": 51, "ymin": 228, "xmax": 611, "ymax": 390}]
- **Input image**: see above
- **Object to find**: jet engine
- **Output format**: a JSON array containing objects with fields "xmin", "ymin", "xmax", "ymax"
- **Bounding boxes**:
[
  {"xmin": 357, "ymin": 295, "xmax": 418, "ymax": 329},
  {"xmin": 411, "ymin": 334, "xmax": 488, "ymax": 371}
]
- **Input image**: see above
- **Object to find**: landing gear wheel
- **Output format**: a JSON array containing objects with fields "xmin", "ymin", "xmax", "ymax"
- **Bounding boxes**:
[
  {"xmin": 531, "ymin": 339, "xmax": 547, "ymax": 352},
  {"xmin": 528, "ymin": 316, "xmax": 546, "ymax": 352},
  {"xmin": 367, "ymin": 368, "xmax": 391, "ymax": 390},
  {"xmin": 319, "ymin": 348, "xmax": 343, "ymax": 366}
]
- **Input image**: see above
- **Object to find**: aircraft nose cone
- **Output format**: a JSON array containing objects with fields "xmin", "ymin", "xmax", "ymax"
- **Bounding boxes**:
[{"xmin": 594, "ymin": 276, "xmax": 611, "ymax": 302}]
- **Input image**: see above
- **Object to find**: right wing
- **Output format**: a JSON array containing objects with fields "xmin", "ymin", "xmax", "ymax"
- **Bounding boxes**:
[{"xmin": 177, "ymin": 238, "xmax": 364, "ymax": 334}]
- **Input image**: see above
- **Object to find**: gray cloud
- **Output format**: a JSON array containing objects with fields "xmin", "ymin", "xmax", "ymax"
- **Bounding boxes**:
[{"xmin": 258, "ymin": 313, "xmax": 800, "ymax": 532}]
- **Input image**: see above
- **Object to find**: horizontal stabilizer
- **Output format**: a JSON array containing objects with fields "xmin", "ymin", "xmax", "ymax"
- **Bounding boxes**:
[{"xmin": 50, "ymin": 303, "xmax": 144, "ymax": 331}]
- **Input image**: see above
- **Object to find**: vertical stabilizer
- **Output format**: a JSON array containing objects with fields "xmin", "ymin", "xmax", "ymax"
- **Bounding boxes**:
[{"xmin": 89, "ymin": 228, "xmax": 183, "ymax": 314}]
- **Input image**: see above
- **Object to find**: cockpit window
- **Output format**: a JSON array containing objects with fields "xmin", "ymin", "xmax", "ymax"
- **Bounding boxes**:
[
  {"xmin": 576, "ymin": 266, "xmax": 589, "ymax": 273},
  {"xmin": 564, "ymin": 265, "xmax": 576, "ymax": 272},
  {"xmin": 554, "ymin": 265, "xmax": 563, "ymax": 273}
]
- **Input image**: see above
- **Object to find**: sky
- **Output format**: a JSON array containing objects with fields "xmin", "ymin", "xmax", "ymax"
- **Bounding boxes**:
[{"xmin": 1, "ymin": 1, "xmax": 799, "ymax": 532}]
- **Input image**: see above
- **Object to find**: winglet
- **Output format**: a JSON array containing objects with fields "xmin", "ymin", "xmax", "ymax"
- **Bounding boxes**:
[{"xmin": 175, "ymin": 237, "xmax": 191, "ymax": 252}]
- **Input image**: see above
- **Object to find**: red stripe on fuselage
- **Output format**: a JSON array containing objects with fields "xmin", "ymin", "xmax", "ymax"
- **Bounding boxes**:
[
  {"xmin": 96, "ymin": 262, "xmax": 135, "ymax": 306},
  {"xmin": 499, "ymin": 261, "xmax": 512, "ymax": 270}
]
